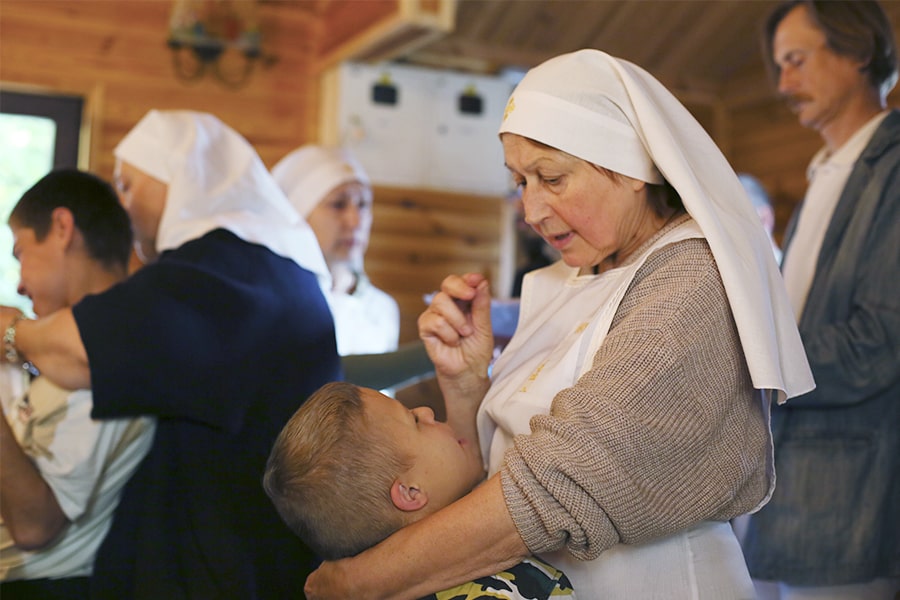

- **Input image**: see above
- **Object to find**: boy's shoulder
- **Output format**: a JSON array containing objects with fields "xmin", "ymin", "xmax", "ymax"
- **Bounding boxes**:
[{"xmin": 421, "ymin": 556, "xmax": 576, "ymax": 600}]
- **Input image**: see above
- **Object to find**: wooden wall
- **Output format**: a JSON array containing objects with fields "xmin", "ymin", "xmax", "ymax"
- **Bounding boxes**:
[
  {"xmin": 728, "ymin": 99, "xmax": 822, "ymax": 245},
  {"xmin": 723, "ymin": 71, "xmax": 898, "ymax": 246},
  {"xmin": 0, "ymin": 0, "xmax": 502, "ymax": 345},
  {"xmin": 2, "ymin": 0, "xmax": 892, "ymax": 345},
  {"xmin": 368, "ymin": 186, "xmax": 504, "ymax": 343},
  {"xmin": 0, "ymin": 0, "xmax": 322, "ymax": 177}
]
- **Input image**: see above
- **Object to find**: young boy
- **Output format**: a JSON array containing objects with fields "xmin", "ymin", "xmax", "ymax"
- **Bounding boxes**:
[
  {"xmin": 264, "ymin": 381, "xmax": 576, "ymax": 599},
  {"xmin": 0, "ymin": 169, "xmax": 155, "ymax": 598}
]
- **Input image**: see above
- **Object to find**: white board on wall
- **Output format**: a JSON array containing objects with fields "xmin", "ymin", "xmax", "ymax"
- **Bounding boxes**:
[{"xmin": 331, "ymin": 61, "xmax": 514, "ymax": 196}]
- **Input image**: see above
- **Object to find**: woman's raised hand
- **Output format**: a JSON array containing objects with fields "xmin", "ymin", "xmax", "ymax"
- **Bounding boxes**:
[{"xmin": 418, "ymin": 273, "xmax": 494, "ymax": 380}]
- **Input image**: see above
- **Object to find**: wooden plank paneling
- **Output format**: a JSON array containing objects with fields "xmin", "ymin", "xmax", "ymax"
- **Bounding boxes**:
[
  {"xmin": 1, "ymin": 0, "xmax": 320, "ymax": 179},
  {"xmin": 366, "ymin": 186, "xmax": 504, "ymax": 343},
  {"xmin": 728, "ymin": 97, "xmax": 823, "ymax": 243},
  {"xmin": 317, "ymin": 0, "xmax": 397, "ymax": 58},
  {"xmin": 0, "ymin": 1, "xmax": 508, "ymax": 348},
  {"xmin": 11, "ymin": 0, "xmax": 899, "ymax": 346}
]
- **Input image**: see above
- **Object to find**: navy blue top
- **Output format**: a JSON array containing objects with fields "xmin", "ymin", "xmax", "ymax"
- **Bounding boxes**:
[{"xmin": 74, "ymin": 229, "xmax": 341, "ymax": 599}]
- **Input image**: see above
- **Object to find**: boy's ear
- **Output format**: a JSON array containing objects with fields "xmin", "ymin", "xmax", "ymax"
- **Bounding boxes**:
[
  {"xmin": 50, "ymin": 207, "xmax": 77, "ymax": 247},
  {"xmin": 390, "ymin": 480, "xmax": 428, "ymax": 512}
]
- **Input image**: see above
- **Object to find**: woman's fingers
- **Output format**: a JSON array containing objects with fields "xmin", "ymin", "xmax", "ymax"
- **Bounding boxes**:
[{"xmin": 419, "ymin": 308, "xmax": 464, "ymax": 346}]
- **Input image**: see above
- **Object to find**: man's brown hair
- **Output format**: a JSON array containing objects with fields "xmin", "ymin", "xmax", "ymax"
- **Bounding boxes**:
[{"xmin": 763, "ymin": 1, "xmax": 899, "ymax": 98}]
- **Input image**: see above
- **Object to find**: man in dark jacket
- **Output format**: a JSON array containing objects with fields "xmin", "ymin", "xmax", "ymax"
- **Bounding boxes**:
[{"xmin": 742, "ymin": 1, "xmax": 900, "ymax": 597}]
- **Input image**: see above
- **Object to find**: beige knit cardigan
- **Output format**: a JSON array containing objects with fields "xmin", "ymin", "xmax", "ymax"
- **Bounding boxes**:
[{"xmin": 501, "ymin": 236, "xmax": 771, "ymax": 560}]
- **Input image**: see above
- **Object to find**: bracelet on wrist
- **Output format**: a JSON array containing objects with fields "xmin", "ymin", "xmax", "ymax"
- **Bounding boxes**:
[
  {"xmin": 22, "ymin": 360, "xmax": 40, "ymax": 377},
  {"xmin": 3, "ymin": 314, "xmax": 27, "ymax": 364}
]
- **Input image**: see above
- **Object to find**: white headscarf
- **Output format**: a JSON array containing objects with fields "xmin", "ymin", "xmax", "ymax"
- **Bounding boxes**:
[
  {"xmin": 114, "ymin": 109, "xmax": 328, "ymax": 279},
  {"xmin": 271, "ymin": 145, "xmax": 370, "ymax": 218},
  {"xmin": 499, "ymin": 49, "xmax": 814, "ymax": 402}
]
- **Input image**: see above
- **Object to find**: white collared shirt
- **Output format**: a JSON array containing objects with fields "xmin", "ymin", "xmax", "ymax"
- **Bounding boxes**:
[{"xmin": 781, "ymin": 111, "xmax": 889, "ymax": 320}]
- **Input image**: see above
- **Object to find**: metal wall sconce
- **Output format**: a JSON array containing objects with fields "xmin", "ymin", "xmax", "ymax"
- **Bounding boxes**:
[{"xmin": 168, "ymin": 0, "xmax": 263, "ymax": 89}]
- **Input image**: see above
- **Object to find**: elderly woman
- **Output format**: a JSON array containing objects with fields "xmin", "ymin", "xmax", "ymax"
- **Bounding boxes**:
[
  {"xmin": 272, "ymin": 145, "xmax": 400, "ymax": 356},
  {"xmin": 304, "ymin": 50, "xmax": 814, "ymax": 599},
  {"xmin": 0, "ymin": 110, "xmax": 341, "ymax": 598}
]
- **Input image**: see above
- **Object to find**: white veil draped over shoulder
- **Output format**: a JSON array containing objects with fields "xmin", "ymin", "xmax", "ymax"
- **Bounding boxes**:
[{"xmin": 498, "ymin": 50, "xmax": 814, "ymax": 402}]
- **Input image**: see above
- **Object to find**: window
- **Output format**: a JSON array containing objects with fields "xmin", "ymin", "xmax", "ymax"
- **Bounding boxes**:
[{"xmin": 0, "ymin": 88, "xmax": 85, "ymax": 314}]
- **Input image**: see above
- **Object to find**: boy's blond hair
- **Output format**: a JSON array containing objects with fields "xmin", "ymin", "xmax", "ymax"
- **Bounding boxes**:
[{"xmin": 263, "ymin": 382, "xmax": 414, "ymax": 559}]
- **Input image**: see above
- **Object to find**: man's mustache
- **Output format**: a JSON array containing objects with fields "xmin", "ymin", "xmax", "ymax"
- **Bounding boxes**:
[{"xmin": 782, "ymin": 93, "xmax": 813, "ymax": 112}]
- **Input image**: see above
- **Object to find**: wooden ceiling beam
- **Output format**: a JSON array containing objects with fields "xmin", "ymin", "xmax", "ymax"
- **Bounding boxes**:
[{"xmin": 314, "ymin": 0, "xmax": 456, "ymax": 72}]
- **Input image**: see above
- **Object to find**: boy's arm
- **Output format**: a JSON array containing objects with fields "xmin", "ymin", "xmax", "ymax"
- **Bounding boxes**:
[
  {"xmin": 2, "ymin": 307, "xmax": 90, "ymax": 390},
  {"xmin": 0, "ymin": 410, "xmax": 69, "ymax": 550}
]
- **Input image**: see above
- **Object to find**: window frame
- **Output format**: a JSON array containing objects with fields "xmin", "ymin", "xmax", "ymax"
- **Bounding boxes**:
[
  {"xmin": 0, "ymin": 82, "xmax": 100, "ymax": 313},
  {"xmin": 0, "ymin": 81, "xmax": 101, "ymax": 171}
]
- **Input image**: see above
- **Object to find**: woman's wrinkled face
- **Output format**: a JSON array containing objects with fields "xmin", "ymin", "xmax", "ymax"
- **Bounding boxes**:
[
  {"xmin": 113, "ymin": 160, "xmax": 167, "ymax": 264},
  {"xmin": 306, "ymin": 181, "xmax": 373, "ymax": 266},
  {"xmin": 501, "ymin": 133, "xmax": 656, "ymax": 273}
]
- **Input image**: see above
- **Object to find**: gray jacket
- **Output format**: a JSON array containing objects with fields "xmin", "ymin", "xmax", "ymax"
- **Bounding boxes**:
[{"xmin": 743, "ymin": 110, "xmax": 900, "ymax": 585}]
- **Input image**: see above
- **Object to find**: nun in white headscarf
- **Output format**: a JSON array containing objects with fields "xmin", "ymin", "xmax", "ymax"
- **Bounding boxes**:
[
  {"xmin": 303, "ymin": 50, "xmax": 815, "ymax": 600},
  {"xmin": 2, "ymin": 109, "xmax": 342, "ymax": 597},
  {"xmin": 272, "ymin": 145, "xmax": 400, "ymax": 356},
  {"xmin": 114, "ymin": 110, "xmax": 329, "ymax": 284}
]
